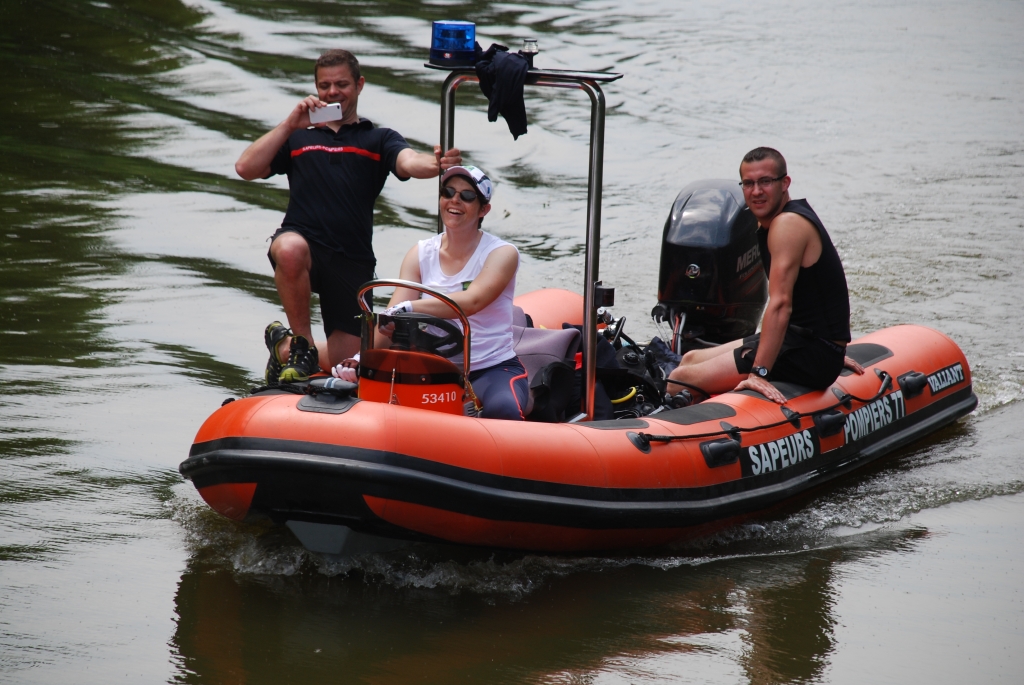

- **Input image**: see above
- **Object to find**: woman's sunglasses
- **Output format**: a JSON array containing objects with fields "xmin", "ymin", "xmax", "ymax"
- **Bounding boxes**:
[{"xmin": 441, "ymin": 186, "xmax": 481, "ymax": 202}]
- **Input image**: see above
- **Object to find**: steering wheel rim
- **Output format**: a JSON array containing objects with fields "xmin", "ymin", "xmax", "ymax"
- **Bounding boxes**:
[
  {"xmin": 356, "ymin": 279, "xmax": 479, "ymax": 409},
  {"xmin": 388, "ymin": 311, "xmax": 464, "ymax": 358}
]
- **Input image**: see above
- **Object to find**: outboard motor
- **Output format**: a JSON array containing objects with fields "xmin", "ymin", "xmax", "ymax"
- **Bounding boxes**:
[{"xmin": 652, "ymin": 180, "xmax": 768, "ymax": 354}]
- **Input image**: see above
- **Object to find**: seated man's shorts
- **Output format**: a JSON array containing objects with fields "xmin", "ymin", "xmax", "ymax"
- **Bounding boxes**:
[
  {"xmin": 734, "ymin": 328, "xmax": 846, "ymax": 389},
  {"xmin": 268, "ymin": 229, "xmax": 375, "ymax": 338}
]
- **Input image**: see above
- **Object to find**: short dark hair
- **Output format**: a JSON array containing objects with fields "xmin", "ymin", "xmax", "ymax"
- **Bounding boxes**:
[
  {"xmin": 741, "ymin": 147, "xmax": 787, "ymax": 178},
  {"xmin": 315, "ymin": 49, "xmax": 360, "ymax": 82}
]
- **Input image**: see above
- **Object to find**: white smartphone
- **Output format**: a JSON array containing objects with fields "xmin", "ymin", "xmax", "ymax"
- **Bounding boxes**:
[{"xmin": 308, "ymin": 102, "xmax": 342, "ymax": 124}]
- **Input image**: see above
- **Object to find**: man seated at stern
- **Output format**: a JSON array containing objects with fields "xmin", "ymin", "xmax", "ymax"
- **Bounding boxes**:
[
  {"xmin": 370, "ymin": 165, "xmax": 528, "ymax": 421},
  {"xmin": 234, "ymin": 49, "xmax": 462, "ymax": 384},
  {"xmin": 669, "ymin": 147, "xmax": 864, "ymax": 404}
]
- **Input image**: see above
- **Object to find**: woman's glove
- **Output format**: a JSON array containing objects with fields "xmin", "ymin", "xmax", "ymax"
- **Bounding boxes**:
[
  {"xmin": 382, "ymin": 301, "xmax": 413, "ymax": 318},
  {"xmin": 378, "ymin": 301, "xmax": 413, "ymax": 337}
]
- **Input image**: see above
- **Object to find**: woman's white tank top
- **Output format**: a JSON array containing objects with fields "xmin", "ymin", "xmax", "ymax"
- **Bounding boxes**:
[{"xmin": 417, "ymin": 231, "xmax": 518, "ymax": 371}]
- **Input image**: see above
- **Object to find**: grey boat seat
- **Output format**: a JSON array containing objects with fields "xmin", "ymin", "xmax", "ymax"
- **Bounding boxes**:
[{"xmin": 510, "ymin": 306, "xmax": 580, "ymax": 421}]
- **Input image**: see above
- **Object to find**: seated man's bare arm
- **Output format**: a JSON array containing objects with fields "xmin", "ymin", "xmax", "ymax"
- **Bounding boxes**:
[{"xmin": 733, "ymin": 215, "xmax": 817, "ymax": 403}]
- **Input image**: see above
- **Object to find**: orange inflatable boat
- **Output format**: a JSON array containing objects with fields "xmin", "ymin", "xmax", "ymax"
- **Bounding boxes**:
[
  {"xmin": 180, "ymin": 62, "xmax": 976, "ymax": 555},
  {"xmin": 181, "ymin": 316, "xmax": 974, "ymax": 554}
]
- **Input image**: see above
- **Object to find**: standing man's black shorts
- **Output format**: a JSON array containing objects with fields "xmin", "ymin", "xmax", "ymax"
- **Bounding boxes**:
[
  {"xmin": 734, "ymin": 327, "xmax": 846, "ymax": 389},
  {"xmin": 268, "ymin": 228, "xmax": 375, "ymax": 338}
]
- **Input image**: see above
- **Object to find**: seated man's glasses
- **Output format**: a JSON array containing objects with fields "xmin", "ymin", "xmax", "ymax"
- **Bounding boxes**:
[
  {"xmin": 441, "ymin": 186, "xmax": 481, "ymax": 202},
  {"xmin": 739, "ymin": 175, "xmax": 786, "ymax": 190}
]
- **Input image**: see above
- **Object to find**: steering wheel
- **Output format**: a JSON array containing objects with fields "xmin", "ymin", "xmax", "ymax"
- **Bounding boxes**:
[{"xmin": 387, "ymin": 311, "xmax": 464, "ymax": 358}]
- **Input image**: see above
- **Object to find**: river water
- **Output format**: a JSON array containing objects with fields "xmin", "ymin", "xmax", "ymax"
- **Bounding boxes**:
[{"xmin": 2, "ymin": 0, "xmax": 1023, "ymax": 682}]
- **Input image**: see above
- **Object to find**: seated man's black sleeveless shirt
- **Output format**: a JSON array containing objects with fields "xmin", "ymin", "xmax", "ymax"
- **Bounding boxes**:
[{"xmin": 756, "ymin": 199, "xmax": 852, "ymax": 343}]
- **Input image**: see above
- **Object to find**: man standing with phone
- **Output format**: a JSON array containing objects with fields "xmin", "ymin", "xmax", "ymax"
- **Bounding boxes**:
[{"xmin": 235, "ymin": 49, "xmax": 463, "ymax": 383}]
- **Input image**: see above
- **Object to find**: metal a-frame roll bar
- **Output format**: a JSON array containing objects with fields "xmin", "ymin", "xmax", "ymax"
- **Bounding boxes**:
[{"xmin": 427, "ymin": 64, "xmax": 622, "ymax": 420}]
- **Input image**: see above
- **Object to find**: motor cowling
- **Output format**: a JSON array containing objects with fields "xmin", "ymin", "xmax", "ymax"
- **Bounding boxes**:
[{"xmin": 655, "ymin": 180, "xmax": 767, "ymax": 353}]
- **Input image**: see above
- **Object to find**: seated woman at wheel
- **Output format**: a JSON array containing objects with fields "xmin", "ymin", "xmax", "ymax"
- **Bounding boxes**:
[{"xmin": 375, "ymin": 165, "xmax": 528, "ymax": 421}]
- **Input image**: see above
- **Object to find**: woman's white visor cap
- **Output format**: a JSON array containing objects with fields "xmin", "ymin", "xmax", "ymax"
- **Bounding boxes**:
[{"xmin": 440, "ymin": 165, "xmax": 493, "ymax": 203}]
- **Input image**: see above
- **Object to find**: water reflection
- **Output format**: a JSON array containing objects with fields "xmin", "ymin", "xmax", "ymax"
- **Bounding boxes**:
[
  {"xmin": 740, "ymin": 552, "xmax": 838, "ymax": 684},
  {"xmin": 170, "ymin": 526, "xmax": 924, "ymax": 684}
]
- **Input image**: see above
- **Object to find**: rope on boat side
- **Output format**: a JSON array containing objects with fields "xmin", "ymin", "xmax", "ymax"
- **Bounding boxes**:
[{"xmin": 637, "ymin": 371, "xmax": 893, "ymax": 447}]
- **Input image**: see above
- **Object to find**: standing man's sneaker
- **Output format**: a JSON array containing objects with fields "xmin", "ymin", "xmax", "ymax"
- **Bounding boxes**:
[
  {"xmin": 279, "ymin": 335, "xmax": 319, "ymax": 383},
  {"xmin": 264, "ymin": 321, "xmax": 291, "ymax": 386}
]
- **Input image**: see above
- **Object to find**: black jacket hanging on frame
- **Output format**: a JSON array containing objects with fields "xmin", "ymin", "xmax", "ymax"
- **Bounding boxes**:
[{"xmin": 475, "ymin": 43, "xmax": 529, "ymax": 140}]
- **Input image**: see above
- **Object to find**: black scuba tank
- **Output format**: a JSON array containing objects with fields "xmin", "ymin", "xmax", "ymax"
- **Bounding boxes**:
[{"xmin": 652, "ymin": 180, "xmax": 768, "ymax": 354}]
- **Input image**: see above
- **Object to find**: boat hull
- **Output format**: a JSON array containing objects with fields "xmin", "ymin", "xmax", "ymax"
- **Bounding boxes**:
[{"xmin": 181, "ymin": 325, "xmax": 976, "ymax": 553}]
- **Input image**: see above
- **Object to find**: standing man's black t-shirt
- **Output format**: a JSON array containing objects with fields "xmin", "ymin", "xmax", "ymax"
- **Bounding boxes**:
[{"xmin": 267, "ymin": 118, "xmax": 411, "ymax": 264}]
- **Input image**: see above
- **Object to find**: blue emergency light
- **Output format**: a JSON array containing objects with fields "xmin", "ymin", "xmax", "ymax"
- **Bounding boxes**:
[{"xmin": 429, "ymin": 21, "xmax": 476, "ymax": 67}]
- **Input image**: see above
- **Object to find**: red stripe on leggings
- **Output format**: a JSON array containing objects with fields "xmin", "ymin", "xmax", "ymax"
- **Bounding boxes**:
[{"xmin": 508, "ymin": 372, "xmax": 528, "ymax": 420}]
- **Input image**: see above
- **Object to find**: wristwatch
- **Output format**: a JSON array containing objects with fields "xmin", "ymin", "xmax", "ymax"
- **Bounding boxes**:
[{"xmin": 751, "ymin": 365, "xmax": 770, "ymax": 379}]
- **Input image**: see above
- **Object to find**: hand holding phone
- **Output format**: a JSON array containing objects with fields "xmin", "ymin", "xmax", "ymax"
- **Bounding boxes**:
[{"xmin": 309, "ymin": 102, "xmax": 342, "ymax": 124}]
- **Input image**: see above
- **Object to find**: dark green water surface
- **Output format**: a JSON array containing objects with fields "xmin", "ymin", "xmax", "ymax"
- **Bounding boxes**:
[{"xmin": 2, "ymin": 0, "xmax": 1023, "ymax": 682}]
